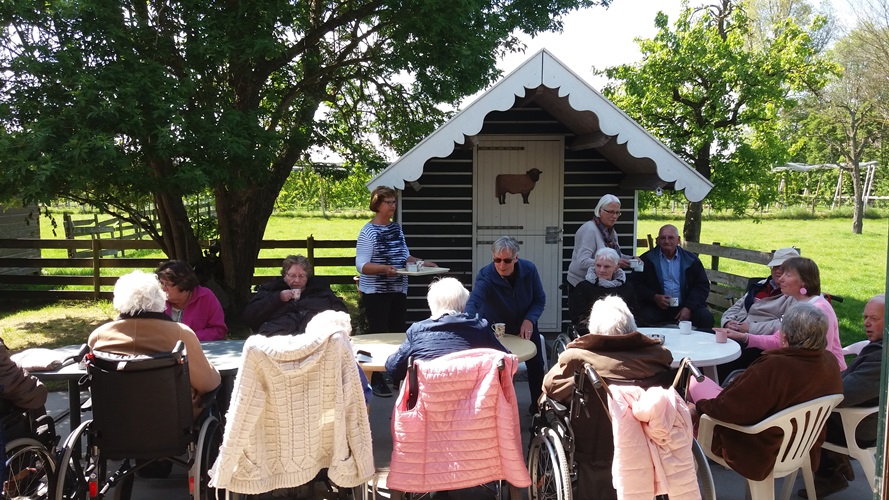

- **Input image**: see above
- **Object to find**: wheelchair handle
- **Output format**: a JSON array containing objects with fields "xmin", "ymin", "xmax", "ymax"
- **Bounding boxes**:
[{"xmin": 582, "ymin": 363, "xmax": 603, "ymax": 389}]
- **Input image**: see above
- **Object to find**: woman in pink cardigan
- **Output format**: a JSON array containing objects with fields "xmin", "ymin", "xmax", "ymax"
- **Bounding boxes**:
[
  {"xmin": 156, "ymin": 260, "xmax": 228, "ymax": 341},
  {"xmin": 724, "ymin": 257, "xmax": 845, "ymax": 370}
]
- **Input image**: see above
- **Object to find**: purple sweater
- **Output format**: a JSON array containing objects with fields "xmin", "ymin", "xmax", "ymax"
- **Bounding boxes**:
[{"xmin": 165, "ymin": 285, "xmax": 228, "ymax": 341}]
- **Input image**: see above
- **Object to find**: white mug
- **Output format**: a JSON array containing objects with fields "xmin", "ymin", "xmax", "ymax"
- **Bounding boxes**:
[
  {"xmin": 678, "ymin": 320, "xmax": 692, "ymax": 334},
  {"xmin": 416, "ymin": 259, "xmax": 424, "ymax": 269},
  {"xmin": 406, "ymin": 262, "xmax": 418, "ymax": 272},
  {"xmin": 669, "ymin": 297, "xmax": 680, "ymax": 307},
  {"xmin": 492, "ymin": 323, "xmax": 506, "ymax": 338}
]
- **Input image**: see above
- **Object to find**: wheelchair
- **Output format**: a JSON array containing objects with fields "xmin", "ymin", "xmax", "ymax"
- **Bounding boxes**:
[
  {"xmin": 1, "ymin": 404, "xmax": 59, "ymax": 499},
  {"xmin": 527, "ymin": 358, "xmax": 716, "ymax": 500},
  {"xmin": 54, "ymin": 341, "xmax": 224, "ymax": 500}
]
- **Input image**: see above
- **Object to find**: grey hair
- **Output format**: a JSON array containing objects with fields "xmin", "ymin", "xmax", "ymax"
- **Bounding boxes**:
[
  {"xmin": 781, "ymin": 302, "xmax": 828, "ymax": 350},
  {"xmin": 594, "ymin": 247, "xmax": 620, "ymax": 266},
  {"xmin": 587, "ymin": 296, "xmax": 637, "ymax": 336},
  {"xmin": 305, "ymin": 310, "xmax": 353, "ymax": 337},
  {"xmin": 282, "ymin": 255, "xmax": 313, "ymax": 277},
  {"xmin": 594, "ymin": 194, "xmax": 621, "ymax": 217},
  {"xmin": 491, "ymin": 236, "xmax": 520, "ymax": 257},
  {"xmin": 113, "ymin": 270, "xmax": 167, "ymax": 315},
  {"xmin": 426, "ymin": 277, "xmax": 470, "ymax": 318}
]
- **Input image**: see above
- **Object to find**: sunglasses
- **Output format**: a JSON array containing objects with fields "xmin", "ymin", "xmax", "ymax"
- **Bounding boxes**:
[{"xmin": 493, "ymin": 258, "xmax": 514, "ymax": 264}]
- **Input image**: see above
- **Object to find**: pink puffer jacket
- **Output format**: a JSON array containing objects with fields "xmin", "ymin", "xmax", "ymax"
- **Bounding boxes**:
[
  {"xmin": 387, "ymin": 348, "xmax": 531, "ymax": 492},
  {"xmin": 608, "ymin": 385, "xmax": 700, "ymax": 500}
]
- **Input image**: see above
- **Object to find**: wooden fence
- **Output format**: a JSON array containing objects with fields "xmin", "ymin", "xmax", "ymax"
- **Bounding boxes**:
[
  {"xmin": 0, "ymin": 237, "xmax": 357, "ymax": 301},
  {"xmin": 683, "ymin": 241, "xmax": 779, "ymax": 313}
]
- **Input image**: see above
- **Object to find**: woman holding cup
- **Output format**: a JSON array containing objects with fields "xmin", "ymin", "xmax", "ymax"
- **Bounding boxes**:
[{"xmin": 242, "ymin": 255, "xmax": 347, "ymax": 336}]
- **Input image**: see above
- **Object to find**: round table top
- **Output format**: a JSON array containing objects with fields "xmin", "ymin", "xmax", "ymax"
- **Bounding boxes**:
[
  {"xmin": 350, "ymin": 332, "xmax": 537, "ymax": 373},
  {"xmin": 638, "ymin": 327, "xmax": 741, "ymax": 369}
]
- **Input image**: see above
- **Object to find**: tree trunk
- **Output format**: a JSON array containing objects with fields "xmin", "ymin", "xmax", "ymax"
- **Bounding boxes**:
[
  {"xmin": 851, "ymin": 163, "xmax": 864, "ymax": 234},
  {"xmin": 683, "ymin": 201, "xmax": 703, "ymax": 243},
  {"xmin": 153, "ymin": 191, "xmax": 203, "ymax": 261},
  {"xmin": 682, "ymin": 146, "xmax": 711, "ymax": 243}
]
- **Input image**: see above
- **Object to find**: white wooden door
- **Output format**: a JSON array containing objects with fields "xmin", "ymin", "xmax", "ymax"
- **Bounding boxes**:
[{"xmin": 473, "ymin": 137, "xmax": 564, "ymax": 331}]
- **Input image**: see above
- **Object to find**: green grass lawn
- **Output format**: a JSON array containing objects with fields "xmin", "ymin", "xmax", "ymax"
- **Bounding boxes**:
[{"xmin": 3, "ymin": 213, "xmax": 886, "ymax": 350}]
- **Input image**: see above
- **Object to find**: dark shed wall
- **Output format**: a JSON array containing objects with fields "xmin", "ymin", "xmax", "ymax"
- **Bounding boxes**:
[
  {"xmin": 399, "ymin": 103, "xmax": 637, "ymax": 330},
  {"xmin": 0, "ymin": 204, "xmax": 40, "ymax": 276}
]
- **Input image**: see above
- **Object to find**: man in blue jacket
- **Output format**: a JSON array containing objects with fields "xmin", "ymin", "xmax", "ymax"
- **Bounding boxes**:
[
  {"xmin": 634, "ymin": 225, "xmax": 714, "ymax": 330},
  {"xmin": 465, "ymin": 236, "xmax": 546, "ymax": 414}
]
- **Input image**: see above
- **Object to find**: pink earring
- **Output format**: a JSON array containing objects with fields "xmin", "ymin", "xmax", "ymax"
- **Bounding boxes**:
[{"xmin": 799, "ymin": 287, "xmax": 808, "ymax": 296}]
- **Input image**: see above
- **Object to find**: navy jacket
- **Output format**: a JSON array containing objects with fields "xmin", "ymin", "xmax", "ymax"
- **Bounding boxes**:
[
  {"xmin": 636, "ymin": 246, "xmax": 710, "ymax": 311},
  {"xmin": 465, "ymin": 259, "xmax": 546, "ymax": 336},
  {"xmin": 385, "ymin": 313, "xmax": 509, "ymax": 383},
  {"xmin": 242, "ymin": 276, "xmax": 347, "ymax": 335}
]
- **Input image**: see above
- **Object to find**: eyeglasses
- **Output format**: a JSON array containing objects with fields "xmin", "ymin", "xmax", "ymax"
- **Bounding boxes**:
[
  {"xmin": 382, "ymin": 200, "xmax": 397, "ymax": 205},
  {"xmin": 601, "ymin": 208, "xmax": 622, "ymax": 216},
  {"xmin": 493, "ymin": 258, "xmax": 514, "ymax": 264},
  {"xmin": 158, "ymin": 280, "xmax": 176, "ymax": 289},
  {"xmin": 285, "ymin": 272, "xmax": 308, "ymax": 280}
]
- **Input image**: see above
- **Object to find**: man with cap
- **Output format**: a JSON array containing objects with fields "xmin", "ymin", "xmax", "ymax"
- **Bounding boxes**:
[
  {"xmin": 720, "ymin": 247, "xmax": 800, "ymax": 335},
  {"xmin": 717, "ymin": 247, "xmax": 801, "ymax": 379}
]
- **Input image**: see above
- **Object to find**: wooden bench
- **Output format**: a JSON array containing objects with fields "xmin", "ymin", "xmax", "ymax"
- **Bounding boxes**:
[{"xmin": 682, "ymin": 241, "xmax": 783, "ymax": 315}]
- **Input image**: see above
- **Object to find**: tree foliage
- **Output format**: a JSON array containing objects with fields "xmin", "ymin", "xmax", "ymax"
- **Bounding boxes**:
[
  {"xmin": 599, "ymin": 0, "xmax": 835, "ymax": 241},
  {"xmin": 784, "ymin": 32, "xmax": 889, "ymax": 233},
  {"xmin": 0, "ymin": 0, "xmax": 607, "ymax": 313}
]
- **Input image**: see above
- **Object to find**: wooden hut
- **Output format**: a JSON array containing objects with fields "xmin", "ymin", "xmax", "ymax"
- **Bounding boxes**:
[{"xmin": 368, "ymin": 50, "xmax": 713, "ymax": 333}]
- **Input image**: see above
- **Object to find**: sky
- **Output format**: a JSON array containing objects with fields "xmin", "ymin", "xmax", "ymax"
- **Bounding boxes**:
[{"xmin": 491, "ymin": 0, "xmax": 857, "ymax": 92}]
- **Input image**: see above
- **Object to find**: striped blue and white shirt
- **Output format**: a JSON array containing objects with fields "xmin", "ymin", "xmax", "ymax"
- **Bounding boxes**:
[{"xmin": 356, "ymin": 221, "xmax": 409, "ymax": 294}]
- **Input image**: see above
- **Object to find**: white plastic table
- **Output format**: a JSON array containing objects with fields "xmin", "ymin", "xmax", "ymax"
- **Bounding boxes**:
[
  {"xmin": 351, "ymin": 332, "xmax": 537, "ymax": 376},
  {"xmin": 638, "ymin": 327, "xmax": 741, "ymax": 381}
]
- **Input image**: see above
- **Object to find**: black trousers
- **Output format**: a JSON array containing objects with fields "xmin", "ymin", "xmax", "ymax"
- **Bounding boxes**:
[{"xmin": 362, "ymin": 292, "xmax": 407, "ymax": 333}]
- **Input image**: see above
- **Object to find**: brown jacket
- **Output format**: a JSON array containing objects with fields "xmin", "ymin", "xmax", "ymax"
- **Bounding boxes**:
[
  {"xmin": 542, "ymin": 332, "xmax": 673, "ymax": 500},
  {"xmin": 89, "ymin": 316, "xmax": 221, "ymax": 399},
  {"xmin": 696, "ymin": 347, "xmax": 843, "ymax": 481},
  {"xmin": 0, "ymin": 338, "xmax": 47, "ymax": 411}
]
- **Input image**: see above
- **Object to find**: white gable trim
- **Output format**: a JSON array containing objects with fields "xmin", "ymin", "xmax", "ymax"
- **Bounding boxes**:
[{"xmin": 369, "ymin": 49, "xmax": 713, "ymax": 202}]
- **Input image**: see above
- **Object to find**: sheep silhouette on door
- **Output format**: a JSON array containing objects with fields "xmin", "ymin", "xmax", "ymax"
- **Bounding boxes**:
[{"xmin": 495, "ymin": 168, "xmax": 542, "ymax": 204}]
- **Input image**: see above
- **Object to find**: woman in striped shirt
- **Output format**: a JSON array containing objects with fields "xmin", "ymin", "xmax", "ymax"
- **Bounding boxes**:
[{"xmin": 356, "ymin": 186, "xmax": 435, "ymax": 334}]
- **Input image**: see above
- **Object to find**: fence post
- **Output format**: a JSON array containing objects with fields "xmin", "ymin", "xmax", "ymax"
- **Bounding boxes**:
[
  {"xmin": 712, "ymin": 242, "xmax": 720, "ymax": 271},
  {"xmin": 92, "ymin": 239, "xmax": 102, "ymax": 300},
  {"xmin": 63, "ymin": 214, "xmax": 75, "ymax": 258},
  {"xmin": 307, "ymin": 235, "xmax": 315, "ymax": 267}
]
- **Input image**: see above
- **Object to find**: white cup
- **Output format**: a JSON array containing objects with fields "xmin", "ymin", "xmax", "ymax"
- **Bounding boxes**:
[
  {"xmin": 669, "ymin": 297, "xmax": 680, "ymax": 307},
  {"xmin": 492, "ymin": 323, "xmax": 506, "ymax": 338},
  {"xmin": 678, "ymin": 320, "xmax": 692, "ymax": 334},
  {"xmin": 715, "ymin": 329, "xmax": 728, "ymax": 343},
  {"xmin": 292, "ymin": 288, "xmax": 302, "ymax": 300},
  {"xmin": 416, "ymin": 259, "xmax": 424, "ymax": 269},
  {"xmin": 406, "ymin": 263, "xmax": 418, "ymax": 272}
]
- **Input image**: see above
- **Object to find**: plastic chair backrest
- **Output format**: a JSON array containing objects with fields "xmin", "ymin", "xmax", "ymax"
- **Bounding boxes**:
[
  {"xmin": 842, "ymin": 339, "xmax": 869, "ymax": 356},
  {"xmin": 822, "ymin": 406, "xmax": 879, "ymax": 490},
  {"xmin": 700, "ymin": 394, "xmax": 843, "ymax": 476},
  {"xmin": 86, "ymin": 341, "xmax": 194, "ymax": 460}
]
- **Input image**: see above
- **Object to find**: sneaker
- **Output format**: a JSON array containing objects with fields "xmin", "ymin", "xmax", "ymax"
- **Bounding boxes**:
[
  {"xmin": 797, "ymin": 472, "xmax": 848, "ymax": 498},
  {"xmin": 371, "ymin": 373, "xmax": 392, "ymax": 398}
]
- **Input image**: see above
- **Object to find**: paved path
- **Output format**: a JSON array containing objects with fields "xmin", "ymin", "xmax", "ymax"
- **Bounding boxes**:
[{"xmin": 44, "ymin": 383, "xmax": 873, "ymax": 499}]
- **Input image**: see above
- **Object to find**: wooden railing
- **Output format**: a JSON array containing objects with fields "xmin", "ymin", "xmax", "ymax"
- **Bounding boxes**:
[
  {"xmin": 683, "ymin": 241, "xmax": 779, "ymax": 313},
  {"xmin": 0, "ymin": 237, "xmax": 357, "ymax": 301}
]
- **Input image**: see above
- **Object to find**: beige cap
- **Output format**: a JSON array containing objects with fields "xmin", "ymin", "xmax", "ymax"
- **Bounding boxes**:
[{"xmin": 767, "ymin": 247, "xmax": 800, "ymax": 267}]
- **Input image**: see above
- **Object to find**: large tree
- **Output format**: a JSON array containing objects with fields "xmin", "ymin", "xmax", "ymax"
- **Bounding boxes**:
[
  {"xmin": 0, "ymin": 0, "xmax": 606, "ymax": 313},
  {"xmin": 787, "ymin": 33, "xmax": 889, "ymax": 233},
  {"xmin": 599, "ymin": 0, "xmax": 835, "ymax": 242}
]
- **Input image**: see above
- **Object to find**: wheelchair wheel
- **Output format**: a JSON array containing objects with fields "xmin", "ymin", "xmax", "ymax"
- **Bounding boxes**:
[
  {"xmin": 549, "ymin": 333, "xmax": 573, "ymax": 367},
  {"xmin": 528, "ymin": 427, "xmax": 570, "ymax": 500},
  {"xmin": 3, "ymin": 437, "xmax": 57, "ymax": 499},
  {"xmin": 691, "ymin": 439, "xmax": 716, "ymax": 500},
  {"xmin": 55, "ymin": 420, "xmax": 103, "ymax": 500},
  {"xmin": 192, "ymin": 415, "xmax": 224, "ymax": 500}
]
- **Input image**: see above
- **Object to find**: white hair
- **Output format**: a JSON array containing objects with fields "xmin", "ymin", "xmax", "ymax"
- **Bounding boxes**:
[
  {"xmin": 113, "ymin": 270, "xmax": 167, "ymax": 315},
  {"xmin": 594, "ymin": 194, "xmax": 621, "ymax": 217},
  {"xmin": 305, "ymin": 310, "xmax": 353, "ymax": 337},
  {"xmin": 594, "ymin": 247, "xmax": 620, "ymax": 266},
  {"xmin": 587, "ymin": 296, "xmax": 637, "ymax": 336},
  {"xmin": 427, "ymin": 277, "xmax": 470, "ymax": 319}
]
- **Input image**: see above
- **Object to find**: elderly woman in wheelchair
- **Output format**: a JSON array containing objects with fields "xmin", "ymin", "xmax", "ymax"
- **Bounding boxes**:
[
  {"xmin": 55, "ymin": 270, "xmax": 223, "ymax": 500},
  {"xmin": 539, "ymin": 296, "xmax": 675, "ymax": 500}
]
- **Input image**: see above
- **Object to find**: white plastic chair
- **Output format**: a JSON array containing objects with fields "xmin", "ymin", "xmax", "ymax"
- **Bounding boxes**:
[
  {"xmin": 821, "ymin": 406, "xmax": 878, "ymax": 491},
  {"xmin": 698, "ymin": 394, "xmax": 844, "ymax": 500},
  {"xmin": 842, "ymin": 339, "xmax": 869, "ymax": 356}
]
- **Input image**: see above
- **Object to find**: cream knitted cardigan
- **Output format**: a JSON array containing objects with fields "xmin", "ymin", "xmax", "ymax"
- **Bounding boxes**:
[{"xmin": 208, "ymin": 331, "xmax": 374, "ymax": 494}]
